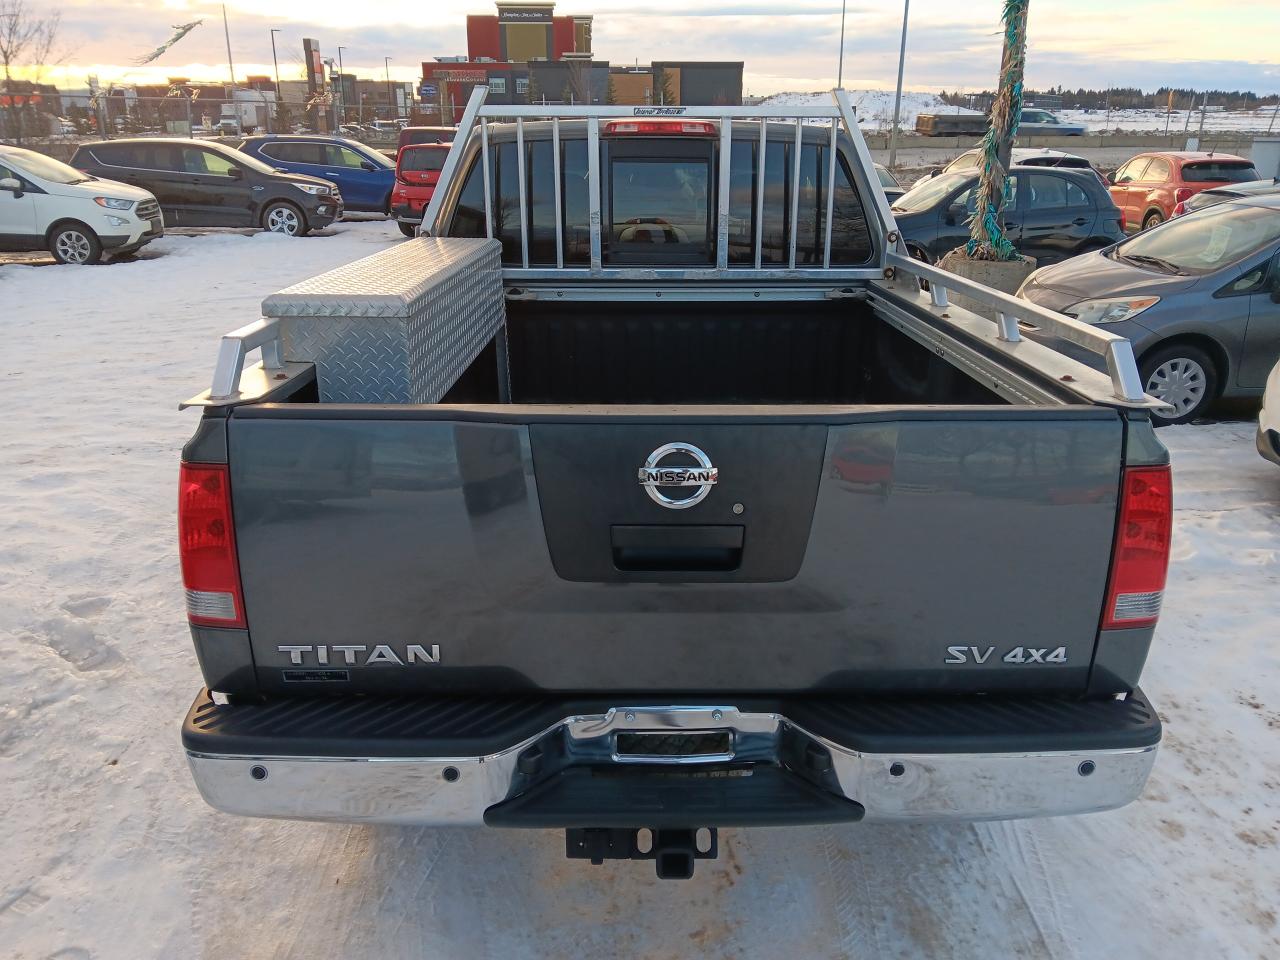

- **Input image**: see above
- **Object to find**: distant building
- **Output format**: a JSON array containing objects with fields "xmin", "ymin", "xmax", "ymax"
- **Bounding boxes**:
[{"xmin": 418, "ymin": 2, "xmax": 742, "ymax": 123}]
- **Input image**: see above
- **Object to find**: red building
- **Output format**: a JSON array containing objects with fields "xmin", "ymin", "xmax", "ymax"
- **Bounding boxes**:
[{"xmin": 465, "ymin": 3, "xmax": 591, "ymax": 63}]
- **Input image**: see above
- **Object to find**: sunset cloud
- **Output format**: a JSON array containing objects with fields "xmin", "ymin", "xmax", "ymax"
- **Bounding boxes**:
[{"xmin": 22, "ymin": 0, "xmax": 1280, "ymax": 96}]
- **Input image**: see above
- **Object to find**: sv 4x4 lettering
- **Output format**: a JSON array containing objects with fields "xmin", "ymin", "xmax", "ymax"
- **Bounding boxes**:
[{"xmin": 945, "ymin": 645, "xmax": 1069, "ymax": 665}]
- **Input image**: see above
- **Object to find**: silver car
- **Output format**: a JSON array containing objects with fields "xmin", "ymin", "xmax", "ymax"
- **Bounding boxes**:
[{"xmin": 1018, "ymin": 195, "xmax": 1280, "ymax": 423}]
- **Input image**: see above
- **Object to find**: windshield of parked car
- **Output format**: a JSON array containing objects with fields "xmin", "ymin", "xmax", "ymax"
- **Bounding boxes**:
[
  {"xmin": 6, "ymin": 149, "xmax": 94, "ymax": 184},
  {"xmin": 347, "ymin": 141, "xmax": 394, "ymax": 169},
  {"xmin": 1182, "ymin": 161, "xmax": 1260, "ymax": 183},
  {"xmin": 1115, "ymin": 202, "xmax": 1280, "ymax": 275},
  {"xmin": 876, "ymin": 166, "xmax": 900, "ymax": 189},
  {"xmin": 210, "ymin": 142, "xmax": 279, "ymax": 176},
  {"xmin": 892, "ymin": 172, "xmax": 970, "ymax": 212}
]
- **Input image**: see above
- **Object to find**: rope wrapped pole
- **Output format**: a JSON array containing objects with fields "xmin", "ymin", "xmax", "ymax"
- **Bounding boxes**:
[{"xmin": 966, "ymin": 0, "xmax": 1028, "ymax": 262}]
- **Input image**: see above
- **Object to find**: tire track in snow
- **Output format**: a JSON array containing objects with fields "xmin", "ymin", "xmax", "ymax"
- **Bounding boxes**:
[{"xmin": 972, "ymin": 821, "xmax": 1077, "ymax": 960}]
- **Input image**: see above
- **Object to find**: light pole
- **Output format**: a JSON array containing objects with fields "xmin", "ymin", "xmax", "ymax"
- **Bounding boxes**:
[
  {"xmin": 887, "ymin": 0, "xmax": 910, "ymax": 169},
  {"xmin": 269, "ymin": 29, "xmax": 282, "ymax": 89},
  {"xmin": 837, "ymin": 0, "xmax": 847, "ymax": 88},
  {"xmin": 337, "ymin": 46, "xmax": 347, "ymax": 126},
  {"xmin": 269, "ymin": 28, "xmax": 281, "ymax": 134},
  {"xmin": 384, "ymin": 56, "xmax": 393, "ymax": 120}
]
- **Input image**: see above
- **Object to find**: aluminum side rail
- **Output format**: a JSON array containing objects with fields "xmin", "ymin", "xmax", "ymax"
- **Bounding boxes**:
[
  {"xmin": 422, "ymin": 86, "xmax": 898, "ymax": 284},
  {"xmin": 881, "ymin": 251, "xmax": 1153, "ymax": 406}
]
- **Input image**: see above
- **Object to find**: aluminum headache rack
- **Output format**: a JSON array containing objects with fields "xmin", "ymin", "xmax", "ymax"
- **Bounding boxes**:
[
  {"xmin": 415, "ymin": 86, "xmax": 1153, "ymax": 409},
  {"xmin": 421, "ymin": 86, "xmax": 894, "ymax": 284}
]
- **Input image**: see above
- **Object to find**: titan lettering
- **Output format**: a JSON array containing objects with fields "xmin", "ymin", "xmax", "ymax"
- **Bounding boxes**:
[{"xmin": 277, "ymin": 644, "xmax": 441, "ymax": 667}]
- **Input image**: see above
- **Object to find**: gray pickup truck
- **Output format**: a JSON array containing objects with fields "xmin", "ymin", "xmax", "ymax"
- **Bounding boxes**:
[{"xmin": 179, "ymin": 91, "xmax": 1171, "ymax": 879}]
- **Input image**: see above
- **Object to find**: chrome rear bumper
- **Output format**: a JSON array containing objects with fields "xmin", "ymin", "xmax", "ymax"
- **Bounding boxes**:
[{"xmin": 186, "ymin": 702, "xmax": 1159, "ymax": 827}]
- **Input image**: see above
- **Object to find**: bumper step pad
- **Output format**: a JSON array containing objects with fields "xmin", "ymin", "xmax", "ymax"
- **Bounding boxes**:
[{"xmin": 485, "ymin": 765, "xmax": 866, "ymax": 830}]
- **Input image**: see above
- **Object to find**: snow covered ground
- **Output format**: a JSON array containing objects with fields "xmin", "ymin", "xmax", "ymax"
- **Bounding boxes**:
[
  {"xmin": 759, "ymin": 90, "xmax": 1280, "ymax": 136},
  {"xmin": 2, "ymin": 221, "xmax": 1279, "ymax": 959},
  {"xmin": 756, "ymin": 89, "xmax": 980, "ymax": 131}
]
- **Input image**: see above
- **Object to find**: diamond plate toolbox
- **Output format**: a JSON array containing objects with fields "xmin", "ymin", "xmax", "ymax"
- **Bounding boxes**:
[{"xmin": 261, "ymin": 237, "xmax": 504, "ymax": 403}]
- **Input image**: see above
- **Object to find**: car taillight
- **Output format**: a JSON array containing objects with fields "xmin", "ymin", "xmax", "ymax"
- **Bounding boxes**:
[
  {"xmin": 1173, "ymin": 187, "xmax": 1194, "ymax": 204},
  {"xmin": 179, "ymin": 462, "xmax": 246, "ymax": 628},
  {"xmin": 603, "ymin": 120, "xmax": 718, "ymax": 137},
  {"xmin": 1172, "ymin": 201, "xmax": 1186, "ymax": 217},
  {"xmin": 1118, "ymin": 210, "xmax": 1126, "ymax": 231},
  {"xmin": 1102, "ymin": 465, "xmax": 1172, "ymax": 630}
]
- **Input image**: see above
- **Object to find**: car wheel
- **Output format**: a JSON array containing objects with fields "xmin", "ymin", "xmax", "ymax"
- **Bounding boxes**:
[
  {"xmin": 1141, "ymin": 344, "xmax": 1217, "ymax": 425},
  {"xmin": 49, "ymin": 223, "xmax": 103, "ymax": 265},
  {"xmin": 398, "ymin": 221, "xmax": 417, "ymax": 238},
  {"xmin": 263, "ymin": 202, "xmax": 306, "ymax": 236},
  {"xmin": 1142, "ymin": 210, "xmax": 1164, "ymax": 231}
]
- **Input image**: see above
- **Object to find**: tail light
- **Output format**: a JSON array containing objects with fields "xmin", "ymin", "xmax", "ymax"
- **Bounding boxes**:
[
  {"xmin": 1173, "ymin": 187, "xmax": 1194, "ymax": 204},
  {"xmin": 1118, "ymin": 210, "xmax": 1126, "ymax": 231},
  {"xmin": 1172, "ymin": 201, "xmax": 1187, "ymax": 217},
  {"xmin": 1102, "ymin": 465, "xmax": 1172, "ymax": 630},
  {"xmin": 179, "ymin": 462, "xmax": 246, "ymax": 628},
  {"xmin": 603, "ymin": 120, "xmax": 718, "ymax": 137}
]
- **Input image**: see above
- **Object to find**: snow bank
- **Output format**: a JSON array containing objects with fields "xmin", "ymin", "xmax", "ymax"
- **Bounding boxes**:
[
  {"xmin": 757, "ymin": 89, "xmax": 980, "ymax": 130},
  {"xmin": 1, "ymin": 223, "xmax": 1277, "ymax": 958}
]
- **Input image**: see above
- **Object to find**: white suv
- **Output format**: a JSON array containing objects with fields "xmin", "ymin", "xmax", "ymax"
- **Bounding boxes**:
[{"xmin": 0, "ymin": 144, "xmax": 163, "ymax": 264}]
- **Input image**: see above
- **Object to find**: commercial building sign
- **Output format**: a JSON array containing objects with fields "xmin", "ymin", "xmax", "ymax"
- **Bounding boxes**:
[
  {"xmin": 498, "ymin": 5, "xmax": 553, "ymax": 22},
  {"xmin": 432, "ymin": 69, "xmax": 490, "ymax": 82}
]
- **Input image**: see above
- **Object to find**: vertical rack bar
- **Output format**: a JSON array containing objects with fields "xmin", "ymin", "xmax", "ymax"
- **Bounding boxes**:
[
  {"xmin": 788, "ymin": 118, "xmax": 802, "ymax": 269},
  {"xmin": 823, "ymin": 119, "xmax": 837, "ymax": 268},
  {"xmin": 516, "ymin": 117, "xmax": 529, "ymax": 268},
  {"xmin": 552, "ymin": 116, "xmax": 564, "ymax": 269},
  {"xmin": 422, "ymin": 84, "xmax": 487, "ymax": 236},
  {"xmin": 480, "ymin": 118, "xmax": 492, "ymax": 239},
  {"xmin": 587, "ymin": 116, "xmax": 602, "ymax": 275},
  {"xmin": 831, "ymin": 89, "xmax": 903, "ymax": 265},
  {"xmin": 716, "ymin": 118, "xmax": 732, "ymax": 271},
  {"xmin": 753, "ymin": 119, "xmax": 766, "ymax": 269}
]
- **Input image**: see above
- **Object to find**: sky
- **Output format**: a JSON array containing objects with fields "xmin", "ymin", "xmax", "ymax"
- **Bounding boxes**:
[{"xmin": 18, "ymin": 0, "xmax": 1280, "ymax": 97}]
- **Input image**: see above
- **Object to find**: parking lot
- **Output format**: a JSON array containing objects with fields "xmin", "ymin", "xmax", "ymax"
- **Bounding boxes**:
[{"xmin": 0, "ymin": 220, "xmax": 1277, "ymax": 959}]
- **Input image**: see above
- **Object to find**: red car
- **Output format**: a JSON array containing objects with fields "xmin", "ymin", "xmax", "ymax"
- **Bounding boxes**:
[
  {"xmin": 391, "ymin": 143, "xmax": 451, "ymax": 237},
  {"xmin": 1108, "ymin": 151, "xmax": 1259, "ymax": 233}
]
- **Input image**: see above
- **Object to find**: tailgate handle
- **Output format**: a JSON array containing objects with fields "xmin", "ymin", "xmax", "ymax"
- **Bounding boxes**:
[{"xmin": 610, "ymin": 525, "xmax": 743, "ymax": 572}]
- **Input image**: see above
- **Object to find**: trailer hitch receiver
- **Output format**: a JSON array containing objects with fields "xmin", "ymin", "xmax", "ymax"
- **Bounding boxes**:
[{"xmin": 565, "ymin": 827, "xmax": 718, "ymax": 880}]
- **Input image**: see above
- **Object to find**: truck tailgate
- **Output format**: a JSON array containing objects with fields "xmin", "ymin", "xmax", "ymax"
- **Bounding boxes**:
[{"xmin": 226, "ymin": 404, "xmax": 1123, "ymax": 696}]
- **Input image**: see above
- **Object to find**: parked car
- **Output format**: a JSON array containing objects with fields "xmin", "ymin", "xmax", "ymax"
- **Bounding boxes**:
[
  {"xmin": 0, "ymin": 144, "xmax": 163, "ymax": 264},
  {"xmin": 179, "ymin": 109, "xmax": 1170, "ymax": 880},
  {"xmin": 891, "ymin": 165, "xmax": 1124, "ymax": 266},
  {"xmin": 1172, "ymin": 178, "xmax": 1280, "ymax": 218},
  {"xmin": 1019, "ymin": 195, "xmax": 1280, "ymax": 423},
  {"xmin": 874, "ymin": 163, "xmax": 904, "ymax": 203},
  {"xmin": 398, "ymin": 126, "xmax": 457, "ymax": 151},
  {"xmin": 1259, "ymin": 357, "xmax": 1280, "ymax": 465},
  {"xmin": 237, "ymin": 134, "xmax": 395, "ymax": 214},
  {"xmin": 367, "ymin": 120, "xmax": 404, "ymax": 136},
  {"xmin": 1017, "ymin": 109, "xmax": 1087, "ymax": 136},
  {"xmin": 1109, "ymin": 151, "xmax": 1260, "ymax": 233},
  {"xmin": 70, "ymin": 138, "xmax": 342, "ymax": 236},
  {"xmin": 929, "ymin": 147, "xmax": 1104, "ymax": 185},
  {"xmin": 391, "ymin": 143, "xmax": 450, "ymax": 237}
]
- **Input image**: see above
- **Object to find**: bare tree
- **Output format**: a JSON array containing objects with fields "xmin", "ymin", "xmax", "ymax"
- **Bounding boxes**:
[{"xmin": 0, "ymin": 0, "xmax": 61, "ymax": 143}]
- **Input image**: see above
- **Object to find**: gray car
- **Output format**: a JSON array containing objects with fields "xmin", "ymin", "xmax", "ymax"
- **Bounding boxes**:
[{"xmin": 1018, "ymin": 195, "xmax": 1280, "ymax": 423}]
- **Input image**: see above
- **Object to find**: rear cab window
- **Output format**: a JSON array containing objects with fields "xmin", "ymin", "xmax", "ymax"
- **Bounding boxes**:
[{"xmin": 447, "ymin": 125, "xmax": 874, "ymax": 268}]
